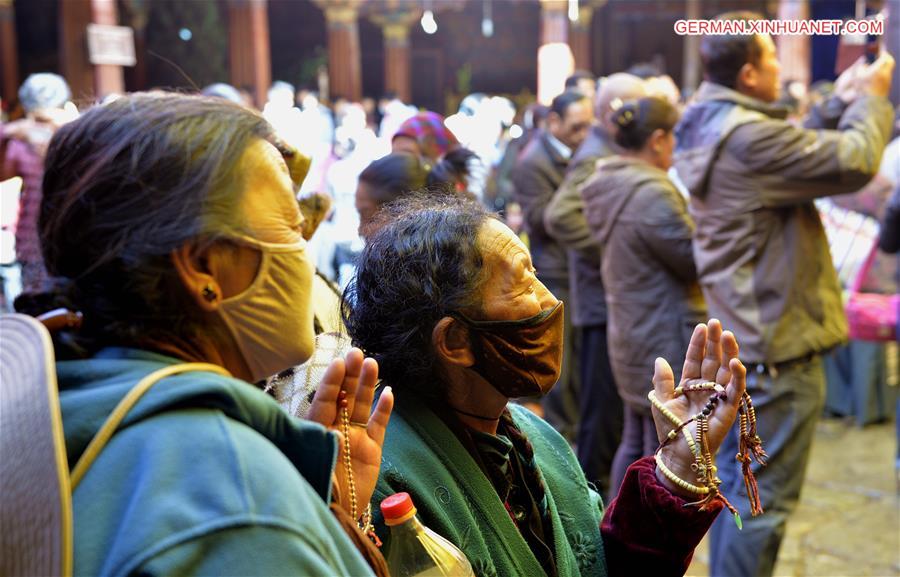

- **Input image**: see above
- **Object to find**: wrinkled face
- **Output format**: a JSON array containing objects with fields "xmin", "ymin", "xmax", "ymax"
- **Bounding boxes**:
[
  {"xmin": 237, "ymin": 140, "xmax": 306, "ymax": 244},
  {"xmin": 549, "ymin": 98, "xmax": 594, "ymax": 151},
  {"xmin": 745, "ymin": 34, "xmax": 781, "ymax": 103},
  {"xmin": 472, "ymin": 218, "xmax": 559, "ymax": 321},
  {"xmin": 355, "ymin": 180, "xmax": 379, "ymax": 239}
]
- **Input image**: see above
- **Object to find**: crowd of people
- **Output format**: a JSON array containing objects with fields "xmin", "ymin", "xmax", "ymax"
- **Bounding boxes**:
[{"xmin": 1, "ymin": 8, "xmax": 898, "ymax": 577}]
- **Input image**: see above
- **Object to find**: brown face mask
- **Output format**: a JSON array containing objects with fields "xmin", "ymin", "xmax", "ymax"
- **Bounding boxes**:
[{"xmin": 455, "ymin": 301, "xmax": 564, "ymax": 398}]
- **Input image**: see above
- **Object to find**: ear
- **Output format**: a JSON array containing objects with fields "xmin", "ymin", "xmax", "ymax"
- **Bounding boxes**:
[
  {"xmin": 171, "ymin": 241, "xmax": 221, "ymax": 313},
  {"xmin": 737, "ymin": 61, "xmax": 758, "ymax": 93},
  {"xmin": 432, "ymin": 317, "xmax": 475, "ymax": 369},
  {"xmin": 547, "ymin": 111, "xmax": 562, "ymax": 131},
  {"xmin": 649, "ymin": 128, "xmax": 667, "ymax": 153}
]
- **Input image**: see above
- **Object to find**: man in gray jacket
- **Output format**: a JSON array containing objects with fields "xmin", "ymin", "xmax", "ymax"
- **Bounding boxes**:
[
  {"xmin": 673, "ymin": 11, "xmax": 895, "ymax": 576},
  {"xmin": 543, "ymin": 73, "xmax": 647, "ymax": 494}
]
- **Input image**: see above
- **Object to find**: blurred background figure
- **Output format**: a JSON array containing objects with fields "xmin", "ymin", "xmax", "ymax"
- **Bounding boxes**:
[
  {"xmin": 263, "ymin": 80, "xmax": 304, "ymax": 149},
  {"xmin": 511, "ymin": 89, "xmax": 593, "ymax": 433},
  {"xmin": 1, "ymin": 72, "xmax": 75, "ymax": 303},
  {"xmin": 377, "ymin": 91, "xmax": 416, "ymax": 141},
  {"xmin": 565, "ymin": 70, "xmax": 597, "ymax": 103},
  {"xmin": 581, "ymin": 96, "xmax": 706, "ymax": 499},
  {"xmin": 201, "ymin": 82, "xmax": 245, "ymax": 104},
  {"xmin": 391, "ymin": 111, "xmax": 459, "ymax": 163},
  {"xmin": 356, "ymin": 149, "xmax": 475, "ymax": 240},
  {"xmin": 544, "ymin": 72, "xmax": 648, "ymax": 495}
]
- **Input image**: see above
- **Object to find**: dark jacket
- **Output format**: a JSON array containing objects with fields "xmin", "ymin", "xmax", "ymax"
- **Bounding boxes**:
[
  {"xmin": 673, "ymin": 82, "xmax": 893, "ymax": 364},
  {"xmin": 544, "ymin": 126, "xmax": 617, "ymax": 327},
  {"xmin": 512, "ymin": 130, "xmax": 571, "ymax": 284},
  {"xmin": 581, "ymin": 157, "xmax": 706, "ymax": 409}
]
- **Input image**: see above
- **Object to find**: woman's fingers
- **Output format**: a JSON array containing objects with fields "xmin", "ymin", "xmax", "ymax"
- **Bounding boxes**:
[
  {"xmin": 340, "ymin": 348, "xmax": 365, "ymax": 417},
  {"xmin": 715, "ymin": 330, "xmax": 738, "ymax": 386},
  {"xmin": 700, "ymin": 319, "xmax": 723, "ymax": 382},
  {"xmin": 652, "ymin": 356, "xmax": 677, "ymax": 402},
  {"xmin": 367, "ymin": 386, "xmax": 394, "ymax": 447},
  {"xmin": 724, "ymin": 357, "xmax": 747, "ymax": 413},
  {"xmin": 351, "ymin": 357, "xmax": 379, "ymax": 424},
  {"xmin": 307, "ymin": 357, "xmax": 346, "ymax": 426},
  {"xmin": 680, "ymin": 323, "xmax": 708, "ymax": 384}
]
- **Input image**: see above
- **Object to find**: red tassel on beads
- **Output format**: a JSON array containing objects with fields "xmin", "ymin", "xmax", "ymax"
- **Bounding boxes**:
[{"xmin": 737, "ymin": 393, "xmax": 767, "ymax": 516}]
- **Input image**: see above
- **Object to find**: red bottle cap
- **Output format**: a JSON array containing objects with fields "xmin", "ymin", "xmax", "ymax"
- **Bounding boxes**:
[{"xmin": 381, "ymin": 492, "xmax": 418, "ymax": 526}]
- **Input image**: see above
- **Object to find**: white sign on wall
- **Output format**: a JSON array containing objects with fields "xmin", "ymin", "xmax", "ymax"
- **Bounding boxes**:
[{"xmin": 86, "ymin": 24, "xmax": 136, "ymax": 67}]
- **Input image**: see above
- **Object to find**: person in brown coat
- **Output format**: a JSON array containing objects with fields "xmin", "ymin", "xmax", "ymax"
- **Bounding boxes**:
[{"xmin": 581, "ymin": 96, "xmax": 707, "ymax": 498}]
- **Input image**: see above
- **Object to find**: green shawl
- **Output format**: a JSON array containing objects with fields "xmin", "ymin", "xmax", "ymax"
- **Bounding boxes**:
[{"xmin": 372, "ymin": 393, "xmax": 608, "ymax": 577}]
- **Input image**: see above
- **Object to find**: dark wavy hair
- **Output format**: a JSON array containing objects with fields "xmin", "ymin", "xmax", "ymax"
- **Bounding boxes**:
[
  {"xmin": 33, "ymin": 92, "xmax": 274, "ymax": 356},
  {"xmin": 342, "ymin": 193, "xmax": 492, "ymax": 396}
]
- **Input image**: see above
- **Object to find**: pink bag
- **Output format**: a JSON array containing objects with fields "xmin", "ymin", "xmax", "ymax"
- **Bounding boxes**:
[{"xmin": 846, "ymin": 243, "xmax": 899, "ymax": 342}]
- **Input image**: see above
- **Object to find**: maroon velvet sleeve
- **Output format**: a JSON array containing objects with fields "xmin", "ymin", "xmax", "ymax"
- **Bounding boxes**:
[{"xmin": 600, "ymin": 455, "xmax": 722, "ymax": 576}]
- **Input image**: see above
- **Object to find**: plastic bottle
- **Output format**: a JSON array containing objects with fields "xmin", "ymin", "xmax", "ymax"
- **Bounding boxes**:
[{"xmin": 380, "ymin": 492, "xmax": 476, "ymax": 577}]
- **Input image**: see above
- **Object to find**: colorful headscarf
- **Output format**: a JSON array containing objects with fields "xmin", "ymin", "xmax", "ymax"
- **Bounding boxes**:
[{"xmin": 392, "ymin": 111, "xmax": 459, "ymax": 162}]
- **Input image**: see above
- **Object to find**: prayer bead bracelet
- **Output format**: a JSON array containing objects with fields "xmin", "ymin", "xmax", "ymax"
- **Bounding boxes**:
[{"xmin": 655, "ymin": 453, "xmax": 710, "ymax": 495}]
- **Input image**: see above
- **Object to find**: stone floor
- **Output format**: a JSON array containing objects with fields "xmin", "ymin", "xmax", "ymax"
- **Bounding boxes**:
[{"xmin": 687, "ymin": 417, "xmax": 899, "ymax": 577}]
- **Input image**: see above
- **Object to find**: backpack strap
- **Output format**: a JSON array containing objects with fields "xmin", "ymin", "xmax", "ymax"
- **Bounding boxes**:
[{"xmin": 70, "ymin": 362, "xmax": 232, "ymax": 490}]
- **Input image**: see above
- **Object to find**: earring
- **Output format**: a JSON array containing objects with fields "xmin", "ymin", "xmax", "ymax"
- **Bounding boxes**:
[{"xmin": 201, "ymin": 283, "xmax": 218, "ymax": 302}]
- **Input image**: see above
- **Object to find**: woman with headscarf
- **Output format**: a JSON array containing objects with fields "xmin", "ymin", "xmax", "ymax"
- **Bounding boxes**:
[{"xmin": 391, "ymin": 111, "xmax": 460, "ymax": 163}]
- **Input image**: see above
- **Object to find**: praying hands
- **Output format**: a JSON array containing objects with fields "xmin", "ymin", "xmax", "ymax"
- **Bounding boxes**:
[{"xmin": 649, "ymin": 319, "xmax": 766, "ymax": 521}]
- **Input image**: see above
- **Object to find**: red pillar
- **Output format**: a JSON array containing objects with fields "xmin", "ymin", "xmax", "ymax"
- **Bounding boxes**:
[
  {"xmin": 228, "ymin": 0, "xmax": 271, "ymax": 108},
  {"xmin": 370, "ymin": 8, "xmax": 421, "ymax": 104},
  {"xmin": 0, "ymin": 0, "xmax": 18, "ymax": 110},
  {"xmin": 383, "ymin": 26, "xmax": 410, "ymax": 103},
  {"xmin": 91, "ymin": 0, "xmax": 125, "ymax": 98},
  {"xmin": 323, "ymin": 2, "xmax": 362, "ymax": 101}
]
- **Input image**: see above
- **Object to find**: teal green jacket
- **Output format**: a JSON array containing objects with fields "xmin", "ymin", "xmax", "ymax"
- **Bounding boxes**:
[
  {"xmin": 372, "ymin": 393, "xmax": 608, "ymax": 577},
  {"xmin": 58, "ymin": 348, "xmax": 374, "ymax": 577}
]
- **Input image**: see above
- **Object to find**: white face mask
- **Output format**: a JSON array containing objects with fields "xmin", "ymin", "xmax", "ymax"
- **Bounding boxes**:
[{"xmin": 217, "ymin": 235, "xmax": 315, "ymax": 382}]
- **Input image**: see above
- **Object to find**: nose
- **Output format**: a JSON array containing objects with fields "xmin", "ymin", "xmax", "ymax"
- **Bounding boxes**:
[{"xmin": 536, "ymin": 279, "xmax": 560, "ymax": 309}]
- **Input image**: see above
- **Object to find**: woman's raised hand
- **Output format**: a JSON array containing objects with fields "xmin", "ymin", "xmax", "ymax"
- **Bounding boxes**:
[
  {"xmin": 307, "ymin": 348, "xmax": 394, "ymax": 518},
  {"xmin": 649, "ymin": 319, "xmax": 747, "ymax": 498}
]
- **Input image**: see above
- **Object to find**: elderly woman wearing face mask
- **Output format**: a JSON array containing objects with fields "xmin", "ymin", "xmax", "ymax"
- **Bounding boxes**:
[
  {"xmin": 346, "ymin": 194, "xmax": 750, "ymax": 577},
  {"xmin": 24, "ymin": 93, "xmax": 392, "ymax": 576}
]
